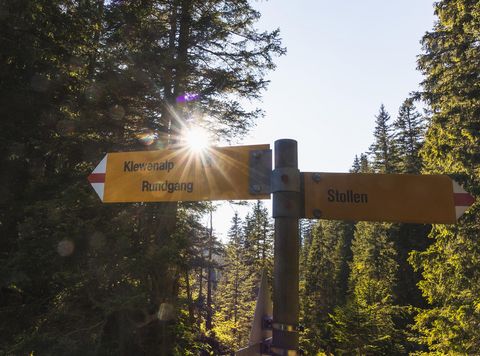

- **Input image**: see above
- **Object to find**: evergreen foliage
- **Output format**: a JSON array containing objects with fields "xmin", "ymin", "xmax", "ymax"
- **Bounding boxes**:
[
  {"xmin": 409, "ymin": 1, "xmax": 480, "ymax": 353},
  {"xmin": 0, "ymin": 1, "xmax": 283, "ymax": 354},
  {"xmin": 393, "ymin": 99, "xmax": 425, "ymax": 174},
  {"xmin": 213, "ymin": 213, "xmax": 256, "ymax": 351},
  {"xmin": 243, "ymin": 201, "xmax": 274, "ymax": 273},
  {"xmin": 2, "ymin": 0, "xmax": 480, "ymax": 354},
  {"xmin": 351, "ymin": 153, "xmax": 372, "ymax": 173},
  {"xmin": 332, "ymin": 222, "xmax": 405, "ymax": 355},
  {"xmin": 369, "ymin": 105, "xmax": 398, "ymax": 174},
  {"xmin": 359, "ymin": 153, "xmax": 371, "ymax": 173},
  {"xmin": 213, "ymin": 202, "xmax": 273, "ymax": 352},
  {"xmin": 299, "ymin": 219, "xmax": 316, "ymax": 282},
  {"xmin": 350, "ymin": 155, "xmax": 361, "ymax": 173},
  {"xmin": 300, "ymin": 221, "xmax": 353, "ymax": 355},
  {"xmin": 300, "ymin": 96, "xmax": 429, "ymax": 354}
]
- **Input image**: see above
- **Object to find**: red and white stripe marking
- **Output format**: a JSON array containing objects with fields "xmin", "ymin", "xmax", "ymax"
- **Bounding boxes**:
[
  {"xmin": 88, "ymin": 155, "xmax": 107, "ymax": 201},
  {"xmin": 453, "ymin": 181, "xmax": 475, "ymax": 220}
]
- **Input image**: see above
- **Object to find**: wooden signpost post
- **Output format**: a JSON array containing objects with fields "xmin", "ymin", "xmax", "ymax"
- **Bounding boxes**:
[{"xmin": 88, "ymin": 139, "xmax": 475, "ymax": 356}]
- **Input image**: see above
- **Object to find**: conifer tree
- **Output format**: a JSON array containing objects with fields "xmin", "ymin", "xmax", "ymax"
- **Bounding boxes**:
[
  {"xmin": 243, "ymin": 201, "xmax": 274, "ymax": 273},
  {"xmin": 359, "ymin": 153, "xmax": 371, "ymax": 173},
  {"xmin": 213, "ymin": 213, "xmax": 257, "ymax": 351},
  {"xmin": 0, "ymin": 0, "xmax": 284, "ymax": 354},
  {"xmin": 332, "ymin": 222, "xmax": 405, "ymax": 354},
  {"xmin": 214, "ymin": 202, "xmax": 273, "ymax": 351},
  {"xmin": 299, "ymin": 219, "xmax": 316, "ymax": 283},
  {"xmin": 369, "ymin": 105, "xmax": 397, "ymax": 173},
  {"xmin": 301, "ymin": 222, "xmax": 337, "ymax": 354},
  {"xmin": 350, "ymin": 155, "xmax": 361, "ymax": 173},
  {"xmin": 387, "ymin": 98, "xmax": 430, "ymax": 352},
  {"xmin": 409, "ymin": 0, "xmax": 480, "ymax": 353},
  {"xmin": 300, "ymin": 221, "xmax": 354, "ymax": 354},
  {"xmin": 393, "ymin": 98, "xmax": 425, "ymax": 174},
  {"xmin": 0, "ymin": 1, "xmax": 113, "ymax": 353},
  {"xmin": 351, "ymin": 153, "xmax": 372, "ymax": 173},
  {"xmin": 346, "ymin": 107, "xmax": 429, "ymax": 352}
]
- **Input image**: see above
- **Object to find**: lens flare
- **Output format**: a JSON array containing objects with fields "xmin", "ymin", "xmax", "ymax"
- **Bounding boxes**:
[
  {"xmin": 137, "ymin": 131, "xmax": 156, "ymax": 146},
  {"xmin": 176, "ymin": 92, "xmax": 200, "ymax": 103},
  {"xmin": 183, "ymin": 127, "xmax": 210, "ymax": 152},
  {"xmin": 57, "ymin": 239, "xmax": 75, "ymax": 257}
]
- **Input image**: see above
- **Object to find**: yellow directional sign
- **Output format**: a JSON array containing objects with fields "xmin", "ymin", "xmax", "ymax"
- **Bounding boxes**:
[
  {"xmin": 88, "ymin": 144, "xmax": 270, "ymax": 203},
  {"xmin": 303, "ymin": 172, "xmax": 475, "ymax": 224}
]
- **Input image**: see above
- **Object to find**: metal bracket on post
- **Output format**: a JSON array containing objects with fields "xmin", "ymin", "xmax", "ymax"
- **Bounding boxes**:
[
  {"xmin": 271, "ymin": 167, "xmax": 301, "ymax": 193},
  {"xmin": 249, "ymin": 149, "xmax": 272, "ymax": 195},
  {"xmin": 263, "ymin": 316, "xmax": 273, "ymax": 330},
  {"xmin": 271, "ymin": 323, "xmax": 302, "ymax": 333},
  {"xmin": 272, "ymin": 166, "xmax": 301, "ymax": 218},
  {"xmin": 270, "ymin": 346, "xmax": 303, "ymax": 356},
  {"xmin": 235, "ymin": 338, "xmax": 272, "ymax": 356},
  {"xmin": 261, "ymin": 337, "xmax": 272, "ymax": 355}
]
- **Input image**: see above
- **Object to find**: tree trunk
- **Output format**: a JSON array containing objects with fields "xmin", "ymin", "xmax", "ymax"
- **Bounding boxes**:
[{"xmin": 206, "ymin": 211, "xmax": 213, "ymax": 330}]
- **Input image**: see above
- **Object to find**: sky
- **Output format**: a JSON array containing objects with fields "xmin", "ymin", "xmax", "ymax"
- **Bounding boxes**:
[{"xmin": 210, "ymin": 0, "xmax": 437, "ymax": 240}]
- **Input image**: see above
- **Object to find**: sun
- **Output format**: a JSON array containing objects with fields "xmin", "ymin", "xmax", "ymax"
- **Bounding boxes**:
[{"xmin": 183, "ymin": 126, "xmax": 210, "ymax": 153}]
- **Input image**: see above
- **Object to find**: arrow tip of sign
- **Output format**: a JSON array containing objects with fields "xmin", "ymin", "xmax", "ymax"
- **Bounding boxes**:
[
  {"xmin": 452, "ymin": 180, "xmax": 475, "ymax": 221},
  {"xmin": 90, "ymin": 182, "xmax": 105, "ymax": 201},
  {"xmin": 88, "ymin": 155, "xmax": 107, "ymax": 201},
  {"xmin": 453, "ymin": 181, "xmax": 475, "ymax": 207},
  {"xmin": 92, "ymin": 155, "xmax": 108, "ymax": 174}
]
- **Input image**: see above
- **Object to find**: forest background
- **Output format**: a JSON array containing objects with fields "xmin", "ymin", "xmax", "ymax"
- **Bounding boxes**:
[{"xmin": 1, "ymin": 0, "xmax": 479, "ymax": 355}]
